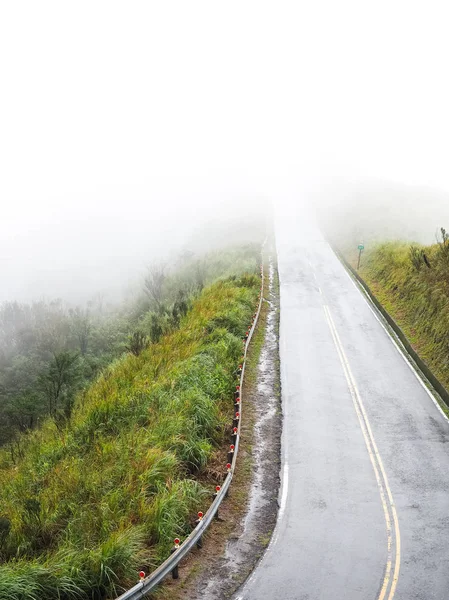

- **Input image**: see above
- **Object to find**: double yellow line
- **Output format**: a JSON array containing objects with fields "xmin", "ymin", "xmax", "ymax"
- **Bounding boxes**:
[{"xmin": 323, "ymin": 304, "xmax": 401, "ymax": 600}]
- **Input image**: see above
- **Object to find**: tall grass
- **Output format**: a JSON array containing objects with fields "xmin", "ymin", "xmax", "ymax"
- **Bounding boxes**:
[{"xmin": 0, "ymin": 256, "xmax": 260, "ymax": 599}]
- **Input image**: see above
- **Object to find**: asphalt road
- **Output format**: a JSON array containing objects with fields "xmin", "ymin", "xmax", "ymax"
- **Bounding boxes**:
[{"xmin": 234, "ymin": 215, "xmax": 449, "ymax": 600}]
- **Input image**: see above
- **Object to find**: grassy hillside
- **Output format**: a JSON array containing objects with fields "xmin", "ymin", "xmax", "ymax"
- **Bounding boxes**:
[
  {"xmin": 342, "ymin": 231, "xmax": 449, "ymax": 396},
  {"xmin": 0, "ymin": 249, "xmax": 260, "ymax": 599},
  {"xmin": 0, "ymin": 244, "xmax": 262, "ymax": 450}
]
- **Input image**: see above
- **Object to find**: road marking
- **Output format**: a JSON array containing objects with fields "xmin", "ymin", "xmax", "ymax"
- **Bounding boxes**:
[
  {"xmin": 334, "ymin": 247, "xmax": 449, "ymax": 425},
  {"xmin": 278, "ymin": 317, "xmax": 290, "ymax": 518},
  {"xmin": 272, "ymin": 317, "xmax": 290, "ymax": 542},
  {"xmin": 323, "ymin": 304, "xmax": 401, "ymax": 600},
  {"xmin": 279, "ymin": 463, "xmax": 289, "ymax": 517}
]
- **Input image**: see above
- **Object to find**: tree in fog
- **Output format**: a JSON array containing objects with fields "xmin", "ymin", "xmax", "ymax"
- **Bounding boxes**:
[
  {"xmin": 70, "ymin": 307, "xmax": 91, "ymax": 355},
  {"xmin": 38, "ymin": 351, "xmax": 81, "ymax": 422},
  {"xmin": 143, "ymin": 262, "xmax": 167, "ymax": 311}
]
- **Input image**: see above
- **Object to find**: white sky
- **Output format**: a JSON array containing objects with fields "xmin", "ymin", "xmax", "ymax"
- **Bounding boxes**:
[{"xmin": 1, "ymin": 1, "xmax": 449, "ymax": 301}]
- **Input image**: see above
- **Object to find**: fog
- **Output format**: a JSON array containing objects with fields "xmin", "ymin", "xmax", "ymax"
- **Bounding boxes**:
[
  {"xmin": 0, "ymin": 179, "xmax": 269, "ymax": 303},
  {"xmin": 2, "ymin": 1, "xmax": 449, "ymax": 304}
]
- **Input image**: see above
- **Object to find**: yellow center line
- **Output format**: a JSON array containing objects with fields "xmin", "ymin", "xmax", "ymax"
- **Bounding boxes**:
[{"xmin": 323, "ymin": 304, "xmax": 401, "ymax": 600}]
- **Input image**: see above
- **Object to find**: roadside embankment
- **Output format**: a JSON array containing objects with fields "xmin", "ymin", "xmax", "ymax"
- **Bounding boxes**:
[
  {"xmin": 0, "ymin": 245, "xmax": 262, "ymax": 600},
  {"xmin": 154, "ymin": 244, "xmax": 281, "ymax": 600},
  {"xmin": 336, "ymin": 236, "xmax": 449, "ymax": 415}
]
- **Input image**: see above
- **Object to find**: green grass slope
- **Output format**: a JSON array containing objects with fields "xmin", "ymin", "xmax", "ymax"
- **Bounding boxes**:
[{"xmin": 0, "ymin": 267, "xmax": 260, "ymax": 599}]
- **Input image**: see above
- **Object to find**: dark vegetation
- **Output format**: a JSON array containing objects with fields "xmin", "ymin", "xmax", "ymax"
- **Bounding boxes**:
[{"xmin": 0, "ymin": 244, "xmax": 261, "ymax": 599}]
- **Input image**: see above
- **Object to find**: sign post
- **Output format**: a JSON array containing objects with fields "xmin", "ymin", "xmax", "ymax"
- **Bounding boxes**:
[{"xmin": 357, "ymin": 243, "xmax": 364, "ymax": 270}]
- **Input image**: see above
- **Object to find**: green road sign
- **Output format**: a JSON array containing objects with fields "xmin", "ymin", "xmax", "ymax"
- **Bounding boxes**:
[{"xmin": 358, "ymin": 244, "xmax": 364, "ymax": 250}]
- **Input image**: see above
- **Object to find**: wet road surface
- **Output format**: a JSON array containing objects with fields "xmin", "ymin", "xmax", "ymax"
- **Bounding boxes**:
[{"xmin": 234, "ymin": 215, "xmax": 449, "ymax": 600}]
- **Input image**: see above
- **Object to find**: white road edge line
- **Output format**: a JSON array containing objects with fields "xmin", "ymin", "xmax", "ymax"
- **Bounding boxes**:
[
  {"xmin": 278, "ymin": 463, "xmax": 289, "ymax": 518},
  {"xmin": 330, "ymin": 243, "xmax": 449, "ymax": 425}
]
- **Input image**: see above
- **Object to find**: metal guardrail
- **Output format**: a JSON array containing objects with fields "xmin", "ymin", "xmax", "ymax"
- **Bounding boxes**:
[{"xmin": 115, "ymin": 254, "xmax": 265, "ymax": 600}]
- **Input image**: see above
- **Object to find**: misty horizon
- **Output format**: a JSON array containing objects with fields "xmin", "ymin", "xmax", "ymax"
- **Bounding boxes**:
[{"xmin": 3, "ymin": 2, "xmax": 449, "ymax": 305}]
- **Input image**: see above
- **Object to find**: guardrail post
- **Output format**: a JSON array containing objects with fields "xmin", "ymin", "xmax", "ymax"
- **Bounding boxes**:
[
  {"xmin": 234, "ymin": 397, "xmax": 240, "ymax": 415},
  {"xmin": 225, "ymin": 463, "xmax": 232, "ymax": 497},
  {"xmin": 170, "ymin": 539, "xmax": 180, "ymax": 579},
  {"xmin": 195, "ymin": 512, "xmax": 204, "ymax": 548},
  {"xmin": 213, "ymin": 486, "xmax": 221, "ymax": 519},
  {"xmin": 232, "ymin": 426, "xmax": 238, "ymax": 444}
]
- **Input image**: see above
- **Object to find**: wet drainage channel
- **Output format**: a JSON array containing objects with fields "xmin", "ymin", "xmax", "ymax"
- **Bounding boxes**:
[{"xmin": 197, "ymin": 255, "xmax": 281, "ymax": 600}]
